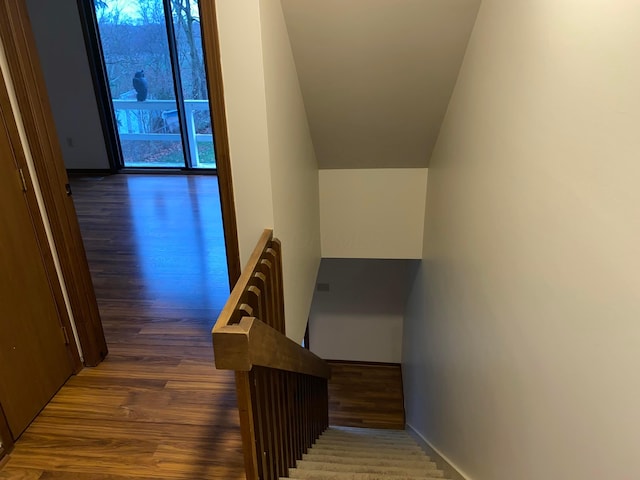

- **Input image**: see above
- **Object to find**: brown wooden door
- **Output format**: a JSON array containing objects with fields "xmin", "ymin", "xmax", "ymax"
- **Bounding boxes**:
[{"xmin": 0, "ymin": 103, "xmax": 74, "ymax": 439}]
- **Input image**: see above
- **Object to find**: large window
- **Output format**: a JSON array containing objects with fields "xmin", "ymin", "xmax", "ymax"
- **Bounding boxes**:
[{"xmin": 89, "ymin": 0, "xmax": 215, "ymax": 169}]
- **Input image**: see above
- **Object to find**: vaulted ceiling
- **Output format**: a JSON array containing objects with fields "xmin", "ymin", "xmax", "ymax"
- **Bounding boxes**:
[{"xmin": 280, "ymin": 0, "xmax": 481, "ymax": 169}]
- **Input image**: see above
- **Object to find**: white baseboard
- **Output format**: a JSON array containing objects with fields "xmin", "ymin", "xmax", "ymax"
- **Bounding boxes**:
[{"xmin": 405, "ymin": 423, "xmax": 473, "ymax": 480}]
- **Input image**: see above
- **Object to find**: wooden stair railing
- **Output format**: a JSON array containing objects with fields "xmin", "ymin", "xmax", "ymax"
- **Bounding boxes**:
[{"xmin": 213, "ymin": 229, "xmax": 331, "ymax": 480}]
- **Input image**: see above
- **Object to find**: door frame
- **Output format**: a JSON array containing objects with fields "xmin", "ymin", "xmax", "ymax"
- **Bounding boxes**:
[
  {"xmin": 77, "ymin": 0, "xmax": 241, "ymax": 280},
  {"xmin": 0, "ymin": 0, "xmax": 241, "ymax": 367},
  {"xmin": 198, "ymin": 0, "xmax": 241, "ymax": 284},
  {"xmin": 75, "ymin": 0, "xmax": 121, "ymax": 174},
  {"xmin": 0, "ymin": 0, "xmax": 108, "ymax": 366},
  {"xmin": 76, "ymin": 0, "xmax": 241, "ymax": 282},
  {"xmin": 0, "ymin": 66, "xmax": 82, "ymax": 373}
]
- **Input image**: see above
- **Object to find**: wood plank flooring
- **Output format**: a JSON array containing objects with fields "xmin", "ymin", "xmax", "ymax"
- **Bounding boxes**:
[
  {"xmin": 327, "ymin": 361, "xmax": 405, "ymax": 430},
  {"xmin": 0, "ymin": 174, "xmax": 245, "ymax": 480}
]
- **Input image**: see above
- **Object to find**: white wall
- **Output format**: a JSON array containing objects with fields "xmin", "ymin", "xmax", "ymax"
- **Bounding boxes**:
[
  {"xmin": 25, "ymin": 0, "xmax": 110, "ymax": 170},
  {"xmin": 216, "ymin": 0, "xmax": 321, "ymax": 342},
  {"xmin": 259, "ymin": 0, "xmax": 321, "ymax": 341},
  {"xmin": 309, "ymin": 259, "xmax": 416, "ymax": 363},
  {"xmin": 215, "ymin": 0, "xmax": 275, "ymax": 267},
  {"xmin": 403, "ymin": 1, "xmax": 640, "ymax": 479},
  {"xmin": 281, "ymin": 0, "xmax": 481, "ymax": 170},
  {"xmin": 320, "ymin": 168, "xmax": 428, "ymax": 259}
]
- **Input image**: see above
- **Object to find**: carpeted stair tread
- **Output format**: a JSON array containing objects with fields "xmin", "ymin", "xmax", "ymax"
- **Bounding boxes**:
[
  {"xmin": 321, "ymin": 430, "xmax": 412, "ymax": 440},
  {"xmin": 316, "ymin": 436, "xmax": 419, "ymax": 446},
  {"xmin": 306, "ymin": 447, "xmax": 429, "ymax": 460},
  {"xmin": 295, "ymin": 460, "xmax": 443, "ymax": 477},
  {"xmin": 320, "ymin": 429, "xmax": 420, "ymax": 443},
  {"xmin": 328, "ymin": 427, "xmax": 409, "ymax": 435},
  {"xmin": 316, "ymin": 439, "xmax": 418, "ymax": 449},
  {"xmin": 311, "ymin": 445, "xmax": 424, "ymax": 455},
  {"xmin": 312, "ymin": 441, "xmax": 424, "ymax": 453},
  {"xmin": 320, "ymin": 432, "xmax": 415, "ymax": 445},
  {"xmin": 300, "ymin": 454, "xmax": 437, "ymax": 470},
  {"xmin": 285, "ymin": 469, "xmax": 444, "ymax": 480},
  {"xmin": 289, "ymin": 426, "xmax": 449, "ymax": 480}
]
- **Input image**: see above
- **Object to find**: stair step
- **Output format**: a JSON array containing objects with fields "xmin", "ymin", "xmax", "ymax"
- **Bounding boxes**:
[
  {"xmin": 306, "ymin": 447, "xmax": 429, "ymax": 460},
  {"xmin": 301, "ymin": 454, "xmax": 436, "ymax": 470},
  {"xmin": 320, "ymin": 431, "xmax": 416, "ymax": 445},
  {"xmin": 321, "ymin": 432, "xmax": 410, "ymax": 440},
  {"xmin": 318, "ymin": 434, "xmax": 418, "ymax": 445},
  {"xmin": 285, "ymin": 469, "xmax": 444, "ymax": 480},
  {"xmin": 314, "ymin": 440, "xmax": 423, "ymax": 453},
  {"xmin": 311, "ymin": 445, "xmax": 424, "ymax": 456},
  {"xmin": 325, "ymin": 427, "xmax": 410, "ymax": 438},
  {"xmin": 323, "ymin": 428, "xmax": 411, "ymax": 435},
  {"xmin": 292, "ymin": 426, "xmax": 446, "ymax": 480},
  {"xmin": 295, "ymin": 460, "xmax": 443, "ymax": 477}
]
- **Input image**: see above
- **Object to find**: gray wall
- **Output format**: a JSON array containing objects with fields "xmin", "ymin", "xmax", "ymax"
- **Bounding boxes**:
[
  {"xmin": 403, "ymin": 1, "xmax": 640, "ymax": 479},
  {"xmin": 26, "ymin": 0, "xmax": 110, "ymax": 170},
  {"xmin": 310, "ymin": 259, "xmax": 417, "ymax": 363}
]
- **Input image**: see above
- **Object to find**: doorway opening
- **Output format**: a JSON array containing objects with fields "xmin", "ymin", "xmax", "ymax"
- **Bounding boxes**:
[
  {"xmin": 1, "ymin": 0, "xmax": 241, "ymax": 396},
  {"xmin": 81, "ymin": 0, "xmax": 216, "ymax": 170}
]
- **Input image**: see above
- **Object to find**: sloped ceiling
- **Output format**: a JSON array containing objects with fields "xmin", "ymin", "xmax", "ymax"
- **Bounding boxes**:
[{"xmin": 280, "ymin": 0, "xmax": 481, "ymax": 169}]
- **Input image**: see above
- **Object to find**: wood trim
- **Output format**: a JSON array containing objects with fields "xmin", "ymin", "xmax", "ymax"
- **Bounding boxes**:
[
  {"xmin": 303, "ymin": 321, "xmax": 310, "ymax": 350},
  {"xmin": 0, "ymin": 66, "xmax": 82, "ymax": 372},
  {"xmin": 199, "ymin": 0, "xmax": 242, "ymax": 287},
  {"xmin": 406, "ymin": 424, "xmax": 469, "ymax": 480},
  {"xmin": 75, "ymin": 0, "xmax": 121, "ymax": 173},
  {"xmin": 0, "ymin": 0, "xmax": 107, "ymax": 366},
  {"xmin": 66, "ymin": 169, "xmax": 113, "ymax": 176}
]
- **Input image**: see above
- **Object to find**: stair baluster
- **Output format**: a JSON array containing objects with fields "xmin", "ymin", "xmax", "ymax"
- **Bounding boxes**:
[{"xmin": 213, "ymin": 229, "xmax": 331, "ymax": 480}]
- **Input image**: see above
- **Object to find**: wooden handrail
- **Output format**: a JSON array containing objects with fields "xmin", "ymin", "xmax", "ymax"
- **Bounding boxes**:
[
  {"xmin": 213, "ymin": 229, "xmax": 329, "ymax": 378},
  {"xmin": 213, "ymin": 318, "xmax": 330, "ymax": 378},
  {"xmin": 212, "ymin": 229, "xmax": 330, "ymax": 480}
]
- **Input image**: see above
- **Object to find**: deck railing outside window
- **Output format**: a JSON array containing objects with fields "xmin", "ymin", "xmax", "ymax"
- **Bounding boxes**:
[{"xmin": 112, "ymin": 99, "xmax": 215, "ymax": 168}]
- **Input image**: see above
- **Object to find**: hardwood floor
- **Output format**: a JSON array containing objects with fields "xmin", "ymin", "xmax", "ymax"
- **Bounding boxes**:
[{"xmin": 0, "ymin": 174, "xmax": 245, "ymax": 480}]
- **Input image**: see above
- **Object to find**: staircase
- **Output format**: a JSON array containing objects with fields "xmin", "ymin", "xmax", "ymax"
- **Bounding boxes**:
[
  {"xmin": 285, "ymin": 426, "xmax": 448, "ymax": 480},
  {"xmin": 214, "ymin": 232, "xmax": 433, "ymax": 480}
]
